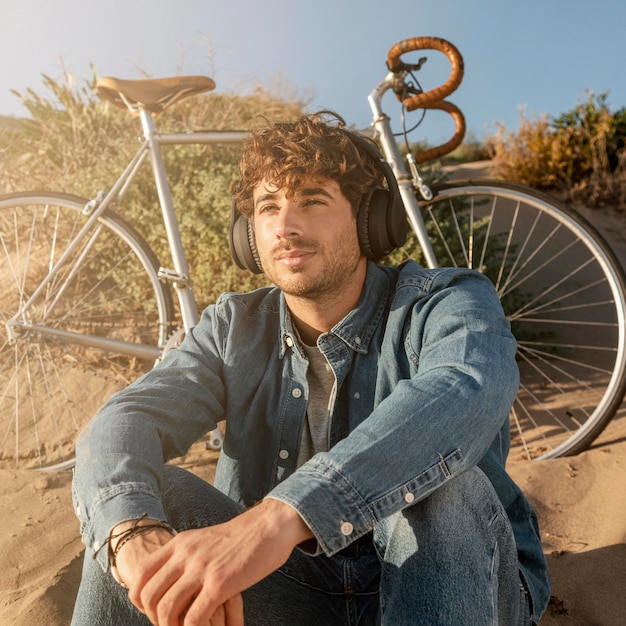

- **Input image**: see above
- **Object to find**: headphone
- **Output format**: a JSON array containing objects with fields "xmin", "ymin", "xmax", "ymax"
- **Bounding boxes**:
[{"xmin": 228, "ymin": 130, "xmax": 409, "ymax": 274}]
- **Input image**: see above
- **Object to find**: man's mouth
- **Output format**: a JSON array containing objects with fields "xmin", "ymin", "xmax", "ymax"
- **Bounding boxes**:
[{"xmin": 275, "ymin": 249, "xmax": 315, "ymax": 267}]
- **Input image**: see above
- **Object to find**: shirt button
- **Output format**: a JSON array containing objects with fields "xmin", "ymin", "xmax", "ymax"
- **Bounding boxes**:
[
  {"xmin": 285, "ymin": 336, "xmax": 294, "ymax": 347},
  {"xmin": 354, "ymin": 336, "xmax": 361, "ymax": 345},
  {"xmin": 292, "ymin": 388, "xmax": 302, "ymax": 398},
  {"xmin": 340, "ymin": 521, "xmax": 353, "ymax": 536},
  {"xmin": 404, "ymin": 492, "xmax": 415, "ymax": 504},
  {"xmin": 279, "ymin": 449, "xmax": 289, "ymax": 460}
]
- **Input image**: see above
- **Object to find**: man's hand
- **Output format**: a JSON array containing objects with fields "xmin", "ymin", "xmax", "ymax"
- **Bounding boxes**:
[{"xmin": 113, "ymin": 499, "xmax": 313, "ymax": 625}]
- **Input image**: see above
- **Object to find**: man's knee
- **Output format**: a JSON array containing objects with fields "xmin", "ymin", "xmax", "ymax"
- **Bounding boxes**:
[
  {"xmin": 374, "ymin": 468, "xmax": 522, "ymax": 623},
  {"xmin": 375, "ymin": 467, "xmax": 511, "ymax": 555}
]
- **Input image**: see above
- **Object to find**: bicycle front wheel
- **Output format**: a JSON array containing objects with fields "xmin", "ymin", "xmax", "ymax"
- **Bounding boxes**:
[
  {"xmin": 419, "ymin": 180, "xmax": 626, "ymax": 460},
  {"xmin": 0, "ymin": 192, "xmax": 175, "ymax": 470}
]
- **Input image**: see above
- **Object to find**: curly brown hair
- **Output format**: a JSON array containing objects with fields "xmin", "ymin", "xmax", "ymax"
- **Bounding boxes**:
[{"xmin": 231, "ymin": 111, "xmax": 384, "ymax": 218}]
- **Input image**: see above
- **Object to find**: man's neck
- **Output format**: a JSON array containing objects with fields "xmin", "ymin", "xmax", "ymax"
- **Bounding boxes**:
[
  {"xmin": 287, "ymin": 304, "xmax": 340, "ymax": 346},
  {"xmin": 285, "ymin": 263, "xmax": 367, "ymax": 345}
]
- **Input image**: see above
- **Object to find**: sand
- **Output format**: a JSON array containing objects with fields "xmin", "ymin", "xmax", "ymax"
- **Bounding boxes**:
[
  {"xmin": 1, "ymin": 171, "xmax": 625, "ymax": 624},
  {"xmin": 2, "ymin": 421, "xmax": 625, "ymax": 625}
]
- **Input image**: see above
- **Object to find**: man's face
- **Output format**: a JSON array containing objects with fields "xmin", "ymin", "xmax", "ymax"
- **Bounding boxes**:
[{"xmin": 252, "ymin": 177, "xmax": 365, "ymax": 301}]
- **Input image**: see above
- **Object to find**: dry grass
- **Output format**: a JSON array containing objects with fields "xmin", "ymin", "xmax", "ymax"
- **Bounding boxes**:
[
  {"xmin": 488, "ymin": 94, "xmax": 626, "ymax": 210},
  {"xmin": 0, "ymin": 72, "xmax": 305, "ymax": 308}
]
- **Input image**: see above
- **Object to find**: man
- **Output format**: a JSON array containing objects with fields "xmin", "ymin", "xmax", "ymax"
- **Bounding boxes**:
[{"xmin": 71, "ymin": 111, "xmax": 550, "ymax": 625}]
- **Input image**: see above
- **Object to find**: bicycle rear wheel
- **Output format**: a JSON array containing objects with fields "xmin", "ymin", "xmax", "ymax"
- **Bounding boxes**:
[
  {"xmin": 419, "ymin": 180, "xmax": 626, "ymax": 460},
  {"xmin": 0, "ymin": 192, "xmax": 175, "ymax": 470}
]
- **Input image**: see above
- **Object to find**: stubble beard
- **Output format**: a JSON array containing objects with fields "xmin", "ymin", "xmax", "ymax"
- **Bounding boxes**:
[{"xmin": 262, "ymin": 238, "xmax": 363, "ymax": 303}]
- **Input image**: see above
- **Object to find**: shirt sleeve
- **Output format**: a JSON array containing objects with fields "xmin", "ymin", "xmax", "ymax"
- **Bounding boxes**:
[
  {"xmin": 72, "ymin": 304, "xmax": 227, "ymax": 570},
  {"xmin": 266, "ymin": 270, "xmax": 519, "ymax": 556}
]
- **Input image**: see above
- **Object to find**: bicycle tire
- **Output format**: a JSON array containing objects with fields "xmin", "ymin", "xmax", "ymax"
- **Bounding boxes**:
[
  {"xmin": 0, "ymin": 192, "xmax": 175, "ymax": 470},
  {"xmin": 415, "ymin": 179, "xmax": 626, "ymax": 460}
]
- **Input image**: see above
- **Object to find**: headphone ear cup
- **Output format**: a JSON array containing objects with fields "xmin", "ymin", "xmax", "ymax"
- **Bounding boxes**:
[
  {"xmin": 386, "ymin": 191, "xmax": 409, "ymax": 252},
  {"xmin": 358, "ymin": 185, "xmax": 408, "ymax": 259},
  {"xmin": 386, "ymin": 188, "xmax": 409, "ymax": 252},
  {"xmin": 229, "ymin": 201, "xmax": 264, "ymax": 274},
  {"xmin": 344, "ymin": 131, "xmax": 409, "ymax": 259},
  {"xmin": 357, "ymin": 187, "xmax": 387, "ymax": 259},
  {"xmin": 375, "ymin": 160, "xmax": 409, "ymax": 254}
]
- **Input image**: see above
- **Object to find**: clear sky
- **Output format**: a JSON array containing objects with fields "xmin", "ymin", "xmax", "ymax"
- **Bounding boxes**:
[{"xmin": 1, "ymin": 0, "xmax": 624, "ymax": 145}]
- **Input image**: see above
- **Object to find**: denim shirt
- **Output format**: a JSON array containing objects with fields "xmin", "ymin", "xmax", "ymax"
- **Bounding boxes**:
[{"xmin": 73, "ymin": 260, "xmax": 549, "ymax": 621}]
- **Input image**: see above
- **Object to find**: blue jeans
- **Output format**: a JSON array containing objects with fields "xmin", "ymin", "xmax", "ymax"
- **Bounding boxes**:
[{"xmin": 71, "ymin": 466, "xmax": 532, "ymax": 625}]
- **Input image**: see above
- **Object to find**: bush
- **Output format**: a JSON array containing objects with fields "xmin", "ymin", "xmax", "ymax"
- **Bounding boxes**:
[
  {"xmin": 440, "ymin": 131, "xmax": 491, "ymax": 165},
  {"xmin": 0, "ymin": 71, "xmax": 306, "ymax": 310},
  {"xmin": 489, "ymin": 92, "xmax": 626, "ymax": 208}
]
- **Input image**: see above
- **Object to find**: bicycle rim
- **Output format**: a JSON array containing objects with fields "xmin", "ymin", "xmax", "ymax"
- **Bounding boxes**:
[
  {"xmin": 0, "ymin": 192, "xmax": 174, "ymax": 470},
  {"xmin": 418, "ymin": 180, "xmax": 626, "ymax": 460}
]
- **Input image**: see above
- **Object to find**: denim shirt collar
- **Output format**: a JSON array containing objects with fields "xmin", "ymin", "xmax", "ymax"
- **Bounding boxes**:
[{"xmin": 278, "ymin": 261, "xmax": 390, "ymax": 357}]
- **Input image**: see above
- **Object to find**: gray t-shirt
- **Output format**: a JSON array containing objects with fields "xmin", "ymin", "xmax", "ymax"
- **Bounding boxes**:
[{"xmin": 297, "ymin": 341, "xmax": 336, "ymax": 467}]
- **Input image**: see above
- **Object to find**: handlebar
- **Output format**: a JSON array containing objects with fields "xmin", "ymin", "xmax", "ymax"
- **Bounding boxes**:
[{"xmin": 386, "ymin": 37, "xmax": 466, "ymax": 163}]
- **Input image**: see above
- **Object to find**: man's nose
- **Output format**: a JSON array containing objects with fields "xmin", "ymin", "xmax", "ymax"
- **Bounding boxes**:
[{"xmin": 274, "ymin": 201, "xmax": 302, "ymax": 238}]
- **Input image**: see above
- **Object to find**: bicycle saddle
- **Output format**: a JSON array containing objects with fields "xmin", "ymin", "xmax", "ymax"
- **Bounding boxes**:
[{"xmin": 97, "ymin": 75, "xmax": 216, "ymax": 113}]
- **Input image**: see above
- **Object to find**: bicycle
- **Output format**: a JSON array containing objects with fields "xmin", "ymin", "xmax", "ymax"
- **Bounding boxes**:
[{"xmin": 1, "ymin": 37, "xmax": 625, "ymax": 470}]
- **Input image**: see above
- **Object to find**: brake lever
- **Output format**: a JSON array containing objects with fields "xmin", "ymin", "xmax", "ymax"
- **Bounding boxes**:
[
  {"xmin": 386, "ymin": 57, "xmax": 428, "ymax": 73},
  {"xmin": 387, "ymin": 57, "xmax": 428, "ymax": 98}
]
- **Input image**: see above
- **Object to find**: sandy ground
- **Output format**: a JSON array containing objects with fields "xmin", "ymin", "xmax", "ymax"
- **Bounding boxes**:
[{"xmin": 1, "ymin": 165, "xmax": 625, "ymax": 624}]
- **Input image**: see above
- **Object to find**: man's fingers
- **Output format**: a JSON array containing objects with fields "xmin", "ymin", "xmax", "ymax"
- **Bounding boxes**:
[
  {"xmin": 222, "ymin": 593, "xmax": 244, "ymax": 626},
  {"xmin": 207, "ymin": 604, "xmax": 225, "ymax": 626},
  {"xmin": 182, "ymin": 593, "xmax": 243, "ymax": 626},
  {"xmin": 133, "ymin": 561, "xmax": 198, "ymax": 626}
]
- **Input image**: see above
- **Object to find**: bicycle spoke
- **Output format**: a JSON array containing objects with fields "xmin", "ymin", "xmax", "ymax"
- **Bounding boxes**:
[
  {"xmin": 0, "ymin": 194, "xmax": 173, "ymax": 469},
  {"xmin": 425, "ymin": 181, "xmax": 626, "ymax": 459},
  {"xmin": 492, "ymin": 199, "xmax": 519, "ymax": 291},
  {"xmin": 509, "ymin": 404, "xmax": 533, "ymax": 461},
  {"xmin": 426, "ymin": 203, "xmax": 460, "ymax": 267},
  {"xmin": 476, "ymin": 196, "xmax": 495, "ymax": 272},
  {"xmin": 519, "ymin": 342, "xmax": 615, "ymax": 379}
]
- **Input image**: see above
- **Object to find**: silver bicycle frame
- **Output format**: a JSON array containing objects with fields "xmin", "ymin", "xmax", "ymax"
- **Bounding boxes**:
[
  {"xmin": 8, "ymin": 71, "xmax": 437, "ymax": 360},
  {"xmin": 366, "ymin": 71, "xmax": 439, "ymax": 269},
  {"xmin": 7, "ymin": 117, "xmax": 248, "ymax": 359},
  {"xmin": 139, "ymin": 113, "xmax": 247, "ymax": 331}
]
